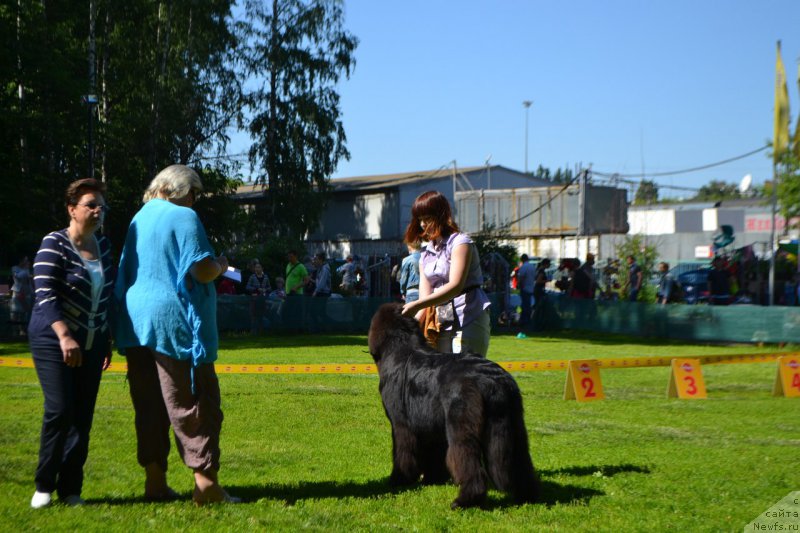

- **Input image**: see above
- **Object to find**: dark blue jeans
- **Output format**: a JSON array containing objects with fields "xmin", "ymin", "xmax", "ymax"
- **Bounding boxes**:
[
  {"xmin": 519, "ymin": 290, "xmax": 533, "ymax": 327},
  {"xmin": 30, "ymin": 329, "xmax": 107, "ymax": 497}
]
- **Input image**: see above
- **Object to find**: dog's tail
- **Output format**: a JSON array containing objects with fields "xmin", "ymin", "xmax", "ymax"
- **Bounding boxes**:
[{"xmin": 484, "ymin": 395, "xmax": 540, "ymax": 504}]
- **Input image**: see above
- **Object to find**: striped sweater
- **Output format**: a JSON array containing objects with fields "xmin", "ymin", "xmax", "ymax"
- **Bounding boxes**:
[{"xmin": 29, "ymin": 229, "xmax": 115, "ymax": 350}]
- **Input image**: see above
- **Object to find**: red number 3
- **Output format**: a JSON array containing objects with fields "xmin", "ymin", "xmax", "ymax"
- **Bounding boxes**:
[
  {"xmin": 684, "ymin": 376, "xmax": 697, "ymax": 395},
  {"xmin": 792, "ymin": 373, "xmax": 800, "ymax": 390},
  {"xmin": 581, "ymin": 377, "xmax": 596, "ymax": 398}
]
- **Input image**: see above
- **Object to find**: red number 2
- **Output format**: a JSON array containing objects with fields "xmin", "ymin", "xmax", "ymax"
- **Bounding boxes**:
[
  {"xmin": 581, "ymin": 377, "xmax": 596, "ymax": 397},
  {"xmin": 683, "ymin": 376, "xmax": 697, "ymax": 395}
]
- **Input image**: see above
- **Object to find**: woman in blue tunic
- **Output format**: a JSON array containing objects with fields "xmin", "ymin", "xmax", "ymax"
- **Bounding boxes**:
[{"xmin": 115, "ymin": 165, "xmax": 238, "ymax": 504}]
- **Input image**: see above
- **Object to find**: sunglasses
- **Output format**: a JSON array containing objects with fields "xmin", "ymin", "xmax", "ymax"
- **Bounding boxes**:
[{"xmin": 77, "ymin": 202, "xmax": 110, "ymax": 212}]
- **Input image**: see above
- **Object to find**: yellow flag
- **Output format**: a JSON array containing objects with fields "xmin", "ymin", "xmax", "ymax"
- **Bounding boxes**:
[{"xmin": 774, "ymin": 41, "xmax": 790, "ymax": 165}]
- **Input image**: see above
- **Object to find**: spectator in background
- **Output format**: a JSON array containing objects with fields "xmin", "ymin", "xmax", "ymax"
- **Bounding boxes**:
[
  {"xmin": 283, "ymin": 250, "xmax": 309, "ymax": 329},
  {"xmin": 532, "ymin": 258, "xmax": 551, "ymax": 329},
  {"xmin": 216, "ymin": 277, "xmax": 237, "ymax": 295},
  {"xmin": 11, "ymin": 255, "xmax": 34, "ymax": 336},
  {"xmin": 28, "ymin": 178, "xmax": 114, "ymax": 509},
  {"xmin": 266, "ymin": 277, "xmax": 286, "ymax": 327},
  {"xmin": 310, "ymin": 252, "xmax": 331, "ymax": 331},
  {"xmin": 337, "ymin": 255, "xmax": 357, "ymax": 294},
  {"xmin": 570, "ymin": 253, "xmax": 597, "ymax": 299},
  {"xmin": 269, "ymin": 277, "xmax": 286, "ymax": 300},
  {"xmin": 516, "ymin": 254, "xmax": 536, "ymax": 328},
  {"xmin": 245, "ymin": 261, "xmax": 271, "ymax": 335},
  {"xmin": 600, "ymin": 259, "xmax": 621, "ymax": 301},
  {"xmin": 708, "ymin": 256, "xmax": 732, "ymax": 306},
  {"xmin": 245, "ymin": 260, "xmax": 271, "ymax": 296},
  {"xmin": 624, "ymin": 255, "xmax": 643, "ymax": 302},
  {"xmin": 312, "ymin": 253, "xmax": 331, "ymax": 298},
  {"xmin": 398, "ymin": 242, "xmax": 421, "ymax": 303},
  {"xmin": 353, "ymin": 255, "xmax": 368, "ymax": 297},
  {"xmin": 554, "ymin": 259, "xmax": 575, "ymax": 293},
  {"xmin": 285, "ymin": 250, "xmax": 309, "ymax": 295},
  {"xmin": 656, "ymin": 262, "xmax": 681, "ymax": 304}
]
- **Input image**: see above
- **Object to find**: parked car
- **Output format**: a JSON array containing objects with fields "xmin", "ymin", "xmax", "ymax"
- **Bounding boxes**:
[
  {"xmin": 677, "ymin": 268, "xmax": 711, "ymax": 304},
  {"xmin": 669, "ymin": 262, "xmax": 710, "ymax": 278}
]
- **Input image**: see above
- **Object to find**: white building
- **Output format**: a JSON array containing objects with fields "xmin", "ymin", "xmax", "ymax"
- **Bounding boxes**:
[{"xmin": 626, "ymin": 198, "xmax": 798, "ymax": 263}]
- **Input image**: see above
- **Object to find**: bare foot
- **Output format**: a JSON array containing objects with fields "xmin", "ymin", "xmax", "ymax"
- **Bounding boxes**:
[
  {"xmin": 192, "ymin": 470, "xmax": 240, "ymax": 505},
  {"xmin": 144, "ymin": 463, "xmax": 178, "ymax": 501}
]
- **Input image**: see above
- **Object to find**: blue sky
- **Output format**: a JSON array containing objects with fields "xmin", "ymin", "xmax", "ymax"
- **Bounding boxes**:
[{"xmin": 232, "ymin": 1, "xmax": 800, "ymax": 198}]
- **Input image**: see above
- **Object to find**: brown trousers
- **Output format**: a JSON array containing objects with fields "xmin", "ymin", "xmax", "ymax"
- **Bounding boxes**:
[{"xmin": 125, "ymin": 347, "xmax": 223, "ymax": 473}]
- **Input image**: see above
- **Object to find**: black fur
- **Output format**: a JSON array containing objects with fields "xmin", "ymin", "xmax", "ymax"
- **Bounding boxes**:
[{"xmin": 368, "ymin": 303, "xmax": 540, "ymax": 509}]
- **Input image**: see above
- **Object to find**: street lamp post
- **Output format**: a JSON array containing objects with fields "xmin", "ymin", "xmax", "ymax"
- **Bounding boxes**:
[{"xmin": 523, "ymin": 100, "xmax": 532, "ymax": 174}]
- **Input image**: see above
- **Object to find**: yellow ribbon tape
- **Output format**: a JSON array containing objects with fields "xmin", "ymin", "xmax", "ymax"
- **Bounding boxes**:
[{"xmin": 0, "ymin": 352, "xmax": 790, "ymax": 374}]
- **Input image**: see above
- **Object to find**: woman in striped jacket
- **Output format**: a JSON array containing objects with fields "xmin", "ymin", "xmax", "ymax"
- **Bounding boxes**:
[{"xmin": 28, "ymin": 178, "xmax": 114, "ymax": 509}]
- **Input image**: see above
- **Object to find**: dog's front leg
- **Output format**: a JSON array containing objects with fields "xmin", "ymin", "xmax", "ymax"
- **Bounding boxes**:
[{"xmin": 388, "ymin": 422, "xmax": 420, "ymax": 485}]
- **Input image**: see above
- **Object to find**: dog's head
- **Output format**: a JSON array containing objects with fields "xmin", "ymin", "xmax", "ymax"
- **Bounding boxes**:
[{"xmin": 368, "ymin": 303, "xmax": 424, "ymax": 363}]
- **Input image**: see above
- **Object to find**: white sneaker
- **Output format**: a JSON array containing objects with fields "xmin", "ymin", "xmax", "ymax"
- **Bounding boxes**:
[
  {"xmin": 62, "ymin": 494, "xmax": 86, "ymax": 506},
  {"xmin": 31, "ymin": 491, "xmax": 52, "ymax": 509}
]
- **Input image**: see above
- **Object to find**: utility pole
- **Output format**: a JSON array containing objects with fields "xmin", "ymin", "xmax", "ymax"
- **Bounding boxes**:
[
  {"xmin": 578, "ymin": 169, "xmax": 587, "ymax": 236},
  {"xmin": 523, "ymin": 100, "xmax": 532, "ymax": 173}
]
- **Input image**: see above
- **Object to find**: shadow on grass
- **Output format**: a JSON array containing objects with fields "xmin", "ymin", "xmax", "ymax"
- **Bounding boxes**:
[
  {"xmin": 0, "ymin": 342, "xmax": 29, "ymax": 356},
  {"xmin": 230, "ymin": 477, "xmax": 607, "ymax": 510},
  {"xmin": 540, "ymin": 463, "xmax": 652, "ymax": 478},
  {"xmin": 88, "ymin": 465, "xmax": 647, "ymax": 508},
  {"xmin": 91, "ymin": 477, "xmax": 606, "ymax": 509}
]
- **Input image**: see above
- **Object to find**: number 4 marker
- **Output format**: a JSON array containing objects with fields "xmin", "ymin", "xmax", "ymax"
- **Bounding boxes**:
[{"xmin": 772, "ymin": 356, "xmax": 800, "ymax": 398}]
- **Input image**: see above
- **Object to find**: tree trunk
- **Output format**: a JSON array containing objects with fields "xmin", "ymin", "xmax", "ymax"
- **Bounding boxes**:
[
  {"xmin": 148, "ymin": 1, "xmax": 172, "ymax": 178},
  {"xmin": 99, "ymin": 3, "xmax": 112, "ymax": 183},
  {"xmin": 268, "ymin": 0, "xmax": 279, "ymax": 233},
  {"xmin": 16, "ymin": 0, "xmax": 27, "ymax": 176},
  {"xmin": 88, "ymin": 0, "xmax": 97, "ymax": 180}
]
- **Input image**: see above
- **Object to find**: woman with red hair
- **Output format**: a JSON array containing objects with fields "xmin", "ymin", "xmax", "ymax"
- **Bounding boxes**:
[{"xmin": 401, "ymin": 190, "xmax": 491, "ymax": 356}]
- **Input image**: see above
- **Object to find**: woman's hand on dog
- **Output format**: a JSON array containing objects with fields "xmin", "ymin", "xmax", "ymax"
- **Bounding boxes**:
[{"xmin": 401, "ymin": 300, "xmax": 421, "ymax": 318}]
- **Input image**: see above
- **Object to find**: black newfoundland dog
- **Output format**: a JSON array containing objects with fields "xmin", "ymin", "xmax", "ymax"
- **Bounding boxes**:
[{"xmin": 368, "ymin": 303, "xmax": 539, "ymax": 509}]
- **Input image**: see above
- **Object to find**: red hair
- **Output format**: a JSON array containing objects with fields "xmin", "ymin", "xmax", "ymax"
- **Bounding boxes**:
[{"xmin": 404, "ymin": 190, "xmax": 460, "ymax": 244}]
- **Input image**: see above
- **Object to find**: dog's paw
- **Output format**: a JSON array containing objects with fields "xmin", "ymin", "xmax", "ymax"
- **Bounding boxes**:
[
  {"xmin": 388, "ymin": 472, "xmax": 417, "ymax": 487},
  {"xmin": 450, "ymin": 493, "xmax": 486, "ymax": 510},
  {"xmin": 420, "ymin": 471, "xmax": 450, "ymax": 485}
]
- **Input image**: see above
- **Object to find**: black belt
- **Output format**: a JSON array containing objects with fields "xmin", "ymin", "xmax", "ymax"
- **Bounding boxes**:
[{"xmin": 460, "ymin": 284, "xmax": 481, "ymax": 295}]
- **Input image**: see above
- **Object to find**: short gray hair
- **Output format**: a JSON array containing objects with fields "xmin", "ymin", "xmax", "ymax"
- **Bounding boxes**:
[{"xmin": 143, "ymin": 164, "xmax": 203, "ymax": 203}]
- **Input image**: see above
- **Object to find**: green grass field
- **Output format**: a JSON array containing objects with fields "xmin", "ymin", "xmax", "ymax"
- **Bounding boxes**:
[{"xmin": 0, "ymin": 332, "xmax": 797, "ymax": 532}]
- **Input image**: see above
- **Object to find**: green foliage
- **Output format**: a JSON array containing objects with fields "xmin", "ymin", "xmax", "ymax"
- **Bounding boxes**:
[
  {"xmin": 0, "ymin": 333, "xmax": 796, "ymax": 531},
  {"xmin": 776, "ymin": 153, "xmax": 800, "ymax": 224},
  {"xmin": 632, "ymin": 179, "xmax": 658, "ymax": 205},
  {"xmin": 242, "ymin": 0, "xmax": 358, "ymax": 239},
  {"xmin": 1, "ymin": 0, "xmax": 361, "ymax": 270},
  {"xmin": 231, "ymin": 233, "xmax": 308, "ymax": 283},
  {"xmin": 691, "ymin": 180, "xmax": 743, "ymax": 202},
  {"xmin": 193, "ymin": 166, "xmax": 246, "ymax": 253},
  {"xmin": 0, "ymin": 1, "xmax": 91, "ymax": 263},
  {"xmin": 531, "ymin": 164, "xmax": 575, "ymax": 183},
  {"xmin": 96, "ymin": 0, "xmax": 243, "ymax": 250},
  {"xmin": 615, "ymin": 234, "xmax": 659, "ymax": 302},
  {"xmin": 0, "ymin": 1, "xmax": 246, "ymax": 261},
  {"xmin": 472, "ymin": 222, "xmax": 518, "ymax": 267}
]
